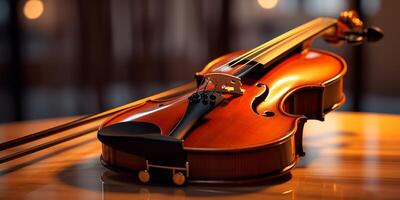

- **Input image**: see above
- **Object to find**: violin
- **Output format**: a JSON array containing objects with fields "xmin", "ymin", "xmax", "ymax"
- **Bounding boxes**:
[
  {"xmin": 97, "ymin": 10, "xmax": 383, "ymax": 185},
  {"xmin": 0, "ymin": 9, "xmax": 383, "ymax": 188}
]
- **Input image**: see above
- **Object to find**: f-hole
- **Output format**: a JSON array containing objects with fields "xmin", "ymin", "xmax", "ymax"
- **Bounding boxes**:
[{"xmin": 251, "ymin": 83, "xmax": 269, "ymax": 114}]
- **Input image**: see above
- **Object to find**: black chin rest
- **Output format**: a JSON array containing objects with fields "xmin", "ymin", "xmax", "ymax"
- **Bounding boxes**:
[{"xmin": 98, "ymin": 122, "xmax": 186, "ymax": 166}]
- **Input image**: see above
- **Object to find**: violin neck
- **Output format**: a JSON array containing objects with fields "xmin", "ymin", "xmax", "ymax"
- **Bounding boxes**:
[{"xmin": 233, "ymin": 17, "xmax": 338, "ymax": 77}]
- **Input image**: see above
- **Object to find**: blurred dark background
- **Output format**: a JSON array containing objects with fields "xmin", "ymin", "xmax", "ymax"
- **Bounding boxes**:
[{"xmin": 0, "ymin": 0, "xmax": 398, "ymax": 123}]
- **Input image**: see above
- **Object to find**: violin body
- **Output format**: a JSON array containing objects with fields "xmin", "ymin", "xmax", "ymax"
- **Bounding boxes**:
[
  {"xmin": 97, "ymin": 11, "xmax": 382, "ymax": 185},
  {"xmin": 99, "ymin": 49, "xmax": 346, "ymax": 184}
]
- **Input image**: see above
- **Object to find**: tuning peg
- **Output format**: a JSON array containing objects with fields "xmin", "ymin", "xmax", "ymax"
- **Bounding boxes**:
[
  {"xmin": 364, "ymin": 27, "xmax": 384, "ymax": 42},
  {"xmin": 343, "ymin": 26, "xmax": 384, "ymax": 45}
]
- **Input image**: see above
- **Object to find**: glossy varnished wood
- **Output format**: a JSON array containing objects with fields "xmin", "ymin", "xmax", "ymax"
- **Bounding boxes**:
[
  {"xmin": 99, "ymin": 49, "xmax": 346, "ymax": 181},
  {"xmin": 1, "ymin": 112, "xmax": 400, "ymax": 199},
  {"xmin": 98, "ymin": 13, "xmax": 363, "ymax": 180},
  {"xmin": 186, "ymin": 49, "xmax": 346, "ymax": 149},
  {"xmin": 102, "ymin": 49, "xmax": 345, "ymax": 149}
]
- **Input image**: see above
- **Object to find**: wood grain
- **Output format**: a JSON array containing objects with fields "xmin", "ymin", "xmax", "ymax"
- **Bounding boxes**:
[{"xmin": 1, "ymin": 112, "xmax": 399, "ymax": 199}]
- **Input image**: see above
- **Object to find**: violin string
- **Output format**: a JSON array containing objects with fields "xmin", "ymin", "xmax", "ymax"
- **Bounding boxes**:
[
  {"xmin": 201, "ymin": 19, "xmax": 331, "ymax": 94},
  {"xmin": 202, "ymin": 21, "xmax": 320, "ymax": 93},
  {"xmin": 212, "ymin": 19, "xmax": 321, "ymax": 73},
  {"xmin": 234, "ymin": 21, "xmax": 329, "ymax": 78},
  {"xmin": 235, "ymin": 19, "xmax": 323, "ymax": 68},
  {"xmin": 211, "ymin": 33, "xmax": 294, "ymax": 72},
  {"xmin": 233, "ymin": 21, "xmax": 324, "ymax": 73},
  {"xmin": 202, "ymin": 79, "xmax": 210, "ymax": 93}
]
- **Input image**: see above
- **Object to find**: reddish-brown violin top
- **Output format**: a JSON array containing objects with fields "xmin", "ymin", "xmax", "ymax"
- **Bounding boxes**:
[{"xmin": 97, "ymin": 10, "xmax": 383, "ymax": 185}]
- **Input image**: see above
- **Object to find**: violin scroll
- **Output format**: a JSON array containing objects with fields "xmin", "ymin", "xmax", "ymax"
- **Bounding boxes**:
[{"xmin": 325, "ymin": 10, "xmax": 383, "ymax": 45}]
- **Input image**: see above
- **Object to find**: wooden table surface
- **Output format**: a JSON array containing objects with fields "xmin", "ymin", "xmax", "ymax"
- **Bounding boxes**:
[{"xmin": 0, "ymin": 112, "xmax": 399, "ymax": 200}]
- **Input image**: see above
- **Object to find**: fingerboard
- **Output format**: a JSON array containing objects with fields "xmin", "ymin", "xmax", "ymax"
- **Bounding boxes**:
[{"xmin": 221, "ymin": 18, "xmax": 338, "ymax": 77}]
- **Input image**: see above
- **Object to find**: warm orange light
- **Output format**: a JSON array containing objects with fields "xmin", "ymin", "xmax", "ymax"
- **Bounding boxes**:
[
  {"xmin": 257, "ymin": 0, "xmax": 279, "ymax": 9},
  {"xmin": 23, "ymin": 0, "xmax": 44, "ymax": 20}
]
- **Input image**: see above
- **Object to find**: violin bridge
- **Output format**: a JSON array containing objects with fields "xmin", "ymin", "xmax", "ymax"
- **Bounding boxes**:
[{"xmin": 203, "ymin": 73, "xmax": 244, "ymax": 95}]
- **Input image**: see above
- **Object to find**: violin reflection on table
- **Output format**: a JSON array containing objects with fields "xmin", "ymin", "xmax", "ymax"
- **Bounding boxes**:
[{"xmin": 2, "ymin": 5, "xmax": 400, "ymax": 200}]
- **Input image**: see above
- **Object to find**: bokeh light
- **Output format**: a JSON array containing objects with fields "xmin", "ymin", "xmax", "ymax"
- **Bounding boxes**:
[
  {"xmin": 257, "ymin": 0, "xmax": 279, "ymax": 9},
  {"xmin": 23, "ymin": 0, "xmax": 44, "ymax": 20}
]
